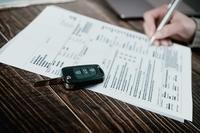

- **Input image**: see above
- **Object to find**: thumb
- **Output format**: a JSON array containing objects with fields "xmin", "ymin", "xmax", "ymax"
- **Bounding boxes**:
[{"xmin": 154, "ymin": 23, "xmax": 181, "ymax": 40}]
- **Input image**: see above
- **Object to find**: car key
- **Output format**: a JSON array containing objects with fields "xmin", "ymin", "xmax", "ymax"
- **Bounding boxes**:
[{"xmin": 34, "ymin": 64, "xmax": 105, "ymax": 89}]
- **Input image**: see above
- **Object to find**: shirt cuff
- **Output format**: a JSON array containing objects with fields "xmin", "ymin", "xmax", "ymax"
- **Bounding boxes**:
[{"xmin": 188, "ymin": 18, "xmax": 200, "ymax": 48}]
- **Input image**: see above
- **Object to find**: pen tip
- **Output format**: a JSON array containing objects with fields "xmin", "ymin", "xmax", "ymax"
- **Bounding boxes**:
[{"xmin": 150, "ymin": 36, "xmax": 155, "ymax": 44}]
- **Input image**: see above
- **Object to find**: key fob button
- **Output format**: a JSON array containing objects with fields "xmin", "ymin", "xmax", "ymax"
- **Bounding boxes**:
[
  {"xmin": 73, "ymin": 68, "xmax": 84, "ymax": 79},
  {"xmin": 81, "ymin": 68, "xmax": 90, "ymax": 77},
  {"xmin": 74, "ymin": 69, "xmax": 82, "ymax": 75},
  {"xmin": 88, "ymin": 67, "xmax": 96, "ymax": 76}
]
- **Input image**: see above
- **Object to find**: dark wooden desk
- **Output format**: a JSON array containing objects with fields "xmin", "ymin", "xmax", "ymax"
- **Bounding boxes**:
[{"xmin": 0, "ymin": 0, "xmax": 200, "ymax": 132}]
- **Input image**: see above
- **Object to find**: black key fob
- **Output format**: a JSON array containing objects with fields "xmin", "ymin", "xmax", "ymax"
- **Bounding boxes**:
[
  {"xmin": 62, "ymin": 64, "xmax": 104, "ymax": 87},
  {"xmin": 34, "ymin": 64, "xmax": 105, "ymax": 89}
]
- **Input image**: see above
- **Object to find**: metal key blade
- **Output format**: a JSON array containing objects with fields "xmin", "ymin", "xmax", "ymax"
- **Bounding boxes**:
[{"xmin": 34, "ymin": 77, "xmax": 65, "ymax": 87}]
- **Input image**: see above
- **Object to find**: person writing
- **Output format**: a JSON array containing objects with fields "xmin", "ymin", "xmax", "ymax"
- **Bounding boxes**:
[{"xmin": 143, "ymin": 5, "xmax": 200, "ymax": 48}]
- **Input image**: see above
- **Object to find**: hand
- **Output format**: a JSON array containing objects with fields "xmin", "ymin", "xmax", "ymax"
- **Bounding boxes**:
[{"xmin": 143, "ymin": 5, "xmax": 197, "ymax": 46}]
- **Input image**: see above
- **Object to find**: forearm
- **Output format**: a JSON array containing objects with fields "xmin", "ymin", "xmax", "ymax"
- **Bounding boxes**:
[{"xmin": 189, "ymin": 18, "xmax": 200, "ymax": 48}]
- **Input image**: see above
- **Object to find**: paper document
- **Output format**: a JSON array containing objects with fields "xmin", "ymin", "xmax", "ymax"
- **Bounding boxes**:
[
  {"xmin": 0, "ymin": 0, "xmax": 74, "ymax": 9},
  {"xmin": 0, "ymin": 6, "xmax": 192, "ymax": 122}
]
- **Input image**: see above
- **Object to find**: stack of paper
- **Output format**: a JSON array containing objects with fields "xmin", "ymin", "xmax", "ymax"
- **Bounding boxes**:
[
  {"xmin": 0, "ymin": 0, "xmax": 74, "ymax": 9},
  {"xmin": 0, "ymin": 6, "xmax": 192, "ymax": 122}
]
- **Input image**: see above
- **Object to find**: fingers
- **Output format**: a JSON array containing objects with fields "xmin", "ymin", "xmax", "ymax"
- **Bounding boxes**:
[
  {"xmin": 160, "ymin": 40, "xmax": 173, "ymax": 46},
  {"xmin": 152, "ymin": 39, "xmax": 173, "ymax": 46},
  {"xmin": 153, "ymin": 22, "xmax": 181, "ymax": 40},
  {"xmin": 143, "ymin": 14, "xmax": 155, "ymax": 37},
  {"xmin": 151, "ymin": 23, "xmax": 176, "ymax": 46},
  {"xmin": 145, "ymin": 5, "xmax": 168, "ymax": 19},
  {"xmin": 143, "ymin": 5, "xmax": 168, "ymax": 38}
]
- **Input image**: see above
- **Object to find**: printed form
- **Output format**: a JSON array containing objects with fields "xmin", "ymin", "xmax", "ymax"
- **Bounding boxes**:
[{"xmin": 0, "ymin": 6, "xmax": 192, "ymax": 122}]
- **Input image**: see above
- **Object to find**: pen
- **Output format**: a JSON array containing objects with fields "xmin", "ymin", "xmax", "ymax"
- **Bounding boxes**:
[{"xmin": 150, "ymin": 0, "xmax": 182, "ymax": 44}]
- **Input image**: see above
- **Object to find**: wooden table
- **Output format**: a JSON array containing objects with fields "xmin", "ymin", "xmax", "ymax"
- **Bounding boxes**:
[{"xmin": 0, "ymin": 0, "xmax": 200, "ymax": 132}]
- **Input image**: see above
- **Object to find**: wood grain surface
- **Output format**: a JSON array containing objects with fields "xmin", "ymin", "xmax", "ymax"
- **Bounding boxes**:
[{"xmin": 0, "ymin": 0, "xmax": 200, "ymax": 132}]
